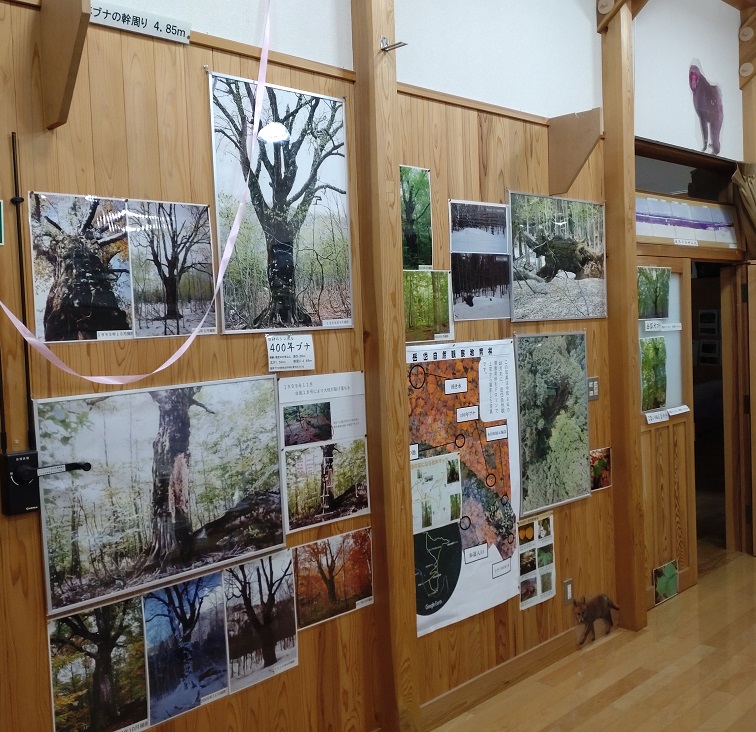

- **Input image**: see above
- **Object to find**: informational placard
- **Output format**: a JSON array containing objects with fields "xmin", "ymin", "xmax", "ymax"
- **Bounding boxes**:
[
  {"xmin": 90, "ymin": 3, "xmax": 191, "ymax": 43},
  {"xmin": 407, "ymin": 340, "xmax": 521, "ymax": 636},
  {"xmin": 645, "ymin": 410, "xmax": 670, "ymax": 424},
  {"xmin": 519, "ymin": 511, "xmax": 556, "ymax": 610},
  {"xmin": 644, "ymin": 321, "xmax": 682, "ymax": 332},
  {"xmin": 266, "ymin": 334, "xmax": 316, "ymax": 372}
]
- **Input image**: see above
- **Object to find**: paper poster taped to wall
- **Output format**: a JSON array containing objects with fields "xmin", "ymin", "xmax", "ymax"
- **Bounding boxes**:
[
  {"xmin": 278, "ymin": 372, "xmax": 369, "ymax": 532},
  {"xmin": 211, "ymin": 73, "xmax": 353, "ymax": 333},
  {"xmin": 407, "ymin": 340, "xmax": 521, "ymax": 636},
  {"xmin": 37, "ymin": 376, "xmax": 284, "ymax": 613},
  {"xmin": 519, "ymin": 512, "xmax": 556, "ymax": 609},
  {"xmin": 400, "ymin": 165, "xmax": 433, "ymax": 270}
]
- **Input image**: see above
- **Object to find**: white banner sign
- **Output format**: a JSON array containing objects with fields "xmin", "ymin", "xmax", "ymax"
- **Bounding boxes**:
[{"xmin": 90, "ymin": 3, "xmax": 190, "ymax": 43}]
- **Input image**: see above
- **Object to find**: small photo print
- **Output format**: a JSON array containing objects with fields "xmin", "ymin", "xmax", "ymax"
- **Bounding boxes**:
[
  {"xmin": 403, "ymin": 270, "xmax": 453, "ymax": 343},
  {"xmin": 653, "ymin": 559, "xmax": 678, "ymax": 605},
  {"xmin": 450, "ymin": 200, "xmax": 509, "ymax": 255},
  {"xmin": 590, "ymin": 447, "xmax": 612, "ymax": 491},
  {"xmin": 520, "ymin": 577, "xmax": 538, "ymax": 603},
  {"xmin": 518, "ymin": 521, "xmax": 535, "ymax": 547},
  {"xmin": 699, "ymin": 340, "xmax": 720, "ymax": 366},
  {"xmin": 451, "ymin": 253, "xmax": 511, "ymax": 321},
  {"xmin": 540, "ymin": 570, "xmax": 554, "ymax": 595},
  {"xmin": 411, "ymin": 453, "xmax": 462, "ymax": 533},
  {"xmin": 640, "ymin": 336, "xmax": 667, "ymax": 411},
  {"xmin": 400, "ymin": 165, "xmax": 433, "ymax": 270},
  {"xmin": 637, "ymin": 266, "xmax": 671, "ymax": 320},
  {"xmin": 537, "ymin": 516, "xmax": 552, "ymax": 540},
  {"xmin": 520, "ymin": 549, "xmax": 536, "ymax": 576},
  {"xmin": 283, "ymin": 401, "xmax": 333, "ymax": 446},
  {"xmin": 537, "ymin": 544, "xmax": 554, "ymax": 568},
  {"xmin": 697, "ymin": 309, "xmax": 719, "ymax": 336}
]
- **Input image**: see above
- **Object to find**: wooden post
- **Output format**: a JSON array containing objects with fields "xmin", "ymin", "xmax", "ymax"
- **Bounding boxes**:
[
  {"xmin": 351, "ymin": 1, "xmax": 420, "ymax": 729},
  {"xmin": 602, "ymin": 4, "xmax": 648, "ymax": 630}
]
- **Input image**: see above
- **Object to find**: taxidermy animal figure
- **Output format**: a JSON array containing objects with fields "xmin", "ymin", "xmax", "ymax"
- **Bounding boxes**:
[
  {"xmin": 574, "ymin": 594, "xmax": 619, "ymax": 645},
  {"xmin": 689, "ymin": 64, "xmax": 723, "ymax": 155}
]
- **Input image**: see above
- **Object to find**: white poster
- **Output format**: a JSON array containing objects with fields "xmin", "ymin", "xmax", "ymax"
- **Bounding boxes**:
[
  {"xmin": 519, "ymin": 512, "xmax": 556, "ymax": 610},
  {"xmin": 407, "ymin": 340, "xmax": 521, "ymax": 636}
]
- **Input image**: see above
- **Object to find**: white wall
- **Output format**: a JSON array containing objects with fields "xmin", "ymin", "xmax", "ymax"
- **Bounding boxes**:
[
  {"xmin": 635, "ymin": 0, "xmax": 743, "ymax": 160},
  {"xmin": 123, "ymin": 0, "xmax": 354, "ymax": 70},
  {"xmin": 394, "ymin": 0, "xmax": 602, "ymax": 118}
]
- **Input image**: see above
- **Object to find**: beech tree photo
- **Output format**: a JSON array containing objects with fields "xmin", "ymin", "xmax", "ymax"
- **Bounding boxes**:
[
  {"xmin": 212, "ymin": 74, "xmax": 353, "ymax": 331},
  {"xmin": 400, "ymin": 165, "xmax": 433, "ymax": 269},
  {"xmin": 37, "ymin": 377, "xmax": 283, "ymax": 613},
  {"xmin": 49, "ymin": 599, "xmax": 147, "ymax": 732}
]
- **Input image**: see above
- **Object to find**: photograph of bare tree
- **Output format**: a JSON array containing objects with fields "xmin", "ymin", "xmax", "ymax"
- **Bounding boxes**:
[
  {"xmin": 49, "ymin": 598, "xmax": 147, "ymax": 732},
  {"xmin": 37, "ymin": 376, "xmax": 283, "ymax": 613},
  {"xmin": 224, "ymin": 549, "xmax": 297, "ymax": 693},
  {"xmin": 144, "ymin": 573, "xmax": 228, "ymax": 724},
  {"xmin": 293, "ymin": 528, "xmax": 373, "ymax": 629},
  {"xmin": 509, "ymin": 192, "xmax": 606, "ymax": 321},
  {"xmin": 284, "ymin": 438, "xmax": 369, "ymax": 531},
  {"xmin": 128, "ymin": 200, "xmax": 216, "ymax": 337},
  {"xmin": 30, "ymin": 192, "xmax": 132, "ymax": 342},
  {"xmin": 211, "ymin": 73, "xmax": 353, "ymax": 332}
]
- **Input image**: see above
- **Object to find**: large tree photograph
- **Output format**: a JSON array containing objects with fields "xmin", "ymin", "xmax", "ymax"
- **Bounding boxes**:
[
  {"xmin": 30, "ymin": 192, "xmax": 132, "ymax": 342},
  {"xmin": 637, "ymin": 266, "xmax": 671, "ymax": 319},
  {"xmin": 211, "ymin": 74, "xmax": 353, "ymax": 331},
  {"xmin": 509, "ymin": 192, "xmax": 606, "ymax": 321},
  {"xmin": 224, "ymin": 549, "xmax": 297, "ymax": 693},
  {"xmin": 144, "ymin": 573, "xmax": 228, "ymax": 724},
  {"xmin": 49, "ymin": 598, "xmax": 147, "ymax": 732},
  {"xmin": 400, "ymin": 165, "xmax": 433, "ymax": 269},
  {"xmin": 516, "ymin": 333, "xmax": 590, "ymax": 515},
  {"xmin": 37, "ymin": 376, "xmax": 283, "ymax": 613},
  {"xmin": 128, "ymin": 200, "xmax": 216, "ymax": 337},
  {"xmin": 640, "ymin": 336, "xmax": 668, "ymax": 411},
  {"xmin": 284, "ymin": 438, "xmax": 369, "ymax": 531},
  {"xmin": 293, "ymin": 528, "xmax": 373, "ymax": 629},
  {"xmin": 403, "ymin": 270, "xmax": 453, "ymax": 342}
]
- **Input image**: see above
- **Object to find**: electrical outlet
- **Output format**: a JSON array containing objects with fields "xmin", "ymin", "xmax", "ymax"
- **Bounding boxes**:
[
  {"xmin": 587, "ymin": 376, "xmax": 599, "ymax": 401},
  {"xmin": 563, "ymin": 578, "xmax": 573, "ymax": 604}
]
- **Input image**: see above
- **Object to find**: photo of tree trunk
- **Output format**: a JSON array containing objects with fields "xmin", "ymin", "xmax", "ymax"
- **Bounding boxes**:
[
  {"xmin": 451, "ymin": 253, "xmax": 511, "ymax": 320},
  {"xmin": 293, "ymin": 528, "xmax": 373, "ymax": 629},
  {"xmin": 37, "ymin": 376, "xmax": 283, "ymax": 613},
  {"xmin": 284, "ymin": 438, "xmax": 369, "ymax": 531},
  {"xmin": 282, "ymin": 401, "xmax": 333, "ymax": 446},
  {"xmin": 49, "ymin": 598, "xmax": 147, "ymax": 732},
  {"xmin": 400, "ymin": 165, "xmax": 433, "ymax": 269},
  {"xmin": 403, "ymin": 270, "xmax": 452, "ymax": 343},
  {"xmin": 224, "ymin": 549, "xmax": 297, "ymax": 693},
  {"xmin": 637, "ymin": 266, "xmax": 671, "ymax": 319},
  {"xmin": 211, "ymin": 74, "xmax": 353, "ymax": 332},
  {"xmin": 509, "ymin": 192, "xmax": 606, "ymax": 321},
  {"xmin": 144, "ymin": 573, "xmax": 228, "ymax": 724},
  {"xmin": 30, "ymin": 192, "xmax": 132, "ymax": 342},
  {"xmin": 516, "ymin": 333, "xmax": 590, "ymax": 515},
  {"xmin": 640, "ymin": 336, "xmax": 668, "ymax": 411},
  {"xmin": 128, "ymin": 201, "xmax": 216, "ymax": 337}
]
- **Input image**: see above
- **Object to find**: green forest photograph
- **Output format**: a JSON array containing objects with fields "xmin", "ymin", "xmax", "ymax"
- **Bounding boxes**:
[
  {"xmin": 400, "ymin": 165, "xmax": 433, "ymax": 269},
  {"xmin": 637, "ymin": 266, "xmax": 671, "ymax": 319},
  {"xmin": 640, "ymin": 336, "xmax": 668, "ymax": 411},
  {"xmin": 37, "ymin": 377, "xmax": 283, "ymax": 613},
  {"xmin": 403, "ymin": 270, "xmax": 452, "ymax": 342},
  {"xmin": 516, "ymin": 333, "xmax": 590, "ymax": 515},
  {"xmin": 284, "ymin": 438, "xmax": 369, "ymax": 531}
]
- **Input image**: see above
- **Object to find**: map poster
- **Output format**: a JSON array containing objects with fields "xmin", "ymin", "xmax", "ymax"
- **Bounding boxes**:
[
  {"xmin": 407, "ymin": 340, "xmax": 521, "ymax": 636},
  {"xmin": 519, "ymin": 512, "xmax": 556, "ymax": 610}
]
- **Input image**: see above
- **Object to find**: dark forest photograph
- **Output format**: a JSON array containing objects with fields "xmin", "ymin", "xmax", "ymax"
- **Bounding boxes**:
[
  {"xmin": 403, "ymin": 270, "xmax": 452, "ymax": 342},
  {"xmin": 212, "ymin": 74, "xmax": 353, "ymax": 332},
  {"xmin": 283, "ymin": 401, "xmax": 333, "ymax": 446},
  {"xmin": 294, "ymin": 528, "xmax": 373, "ymax": 628},
  {"xmin": 451, "ymin": 253, "xmax": 511, "ymax": 321},
  {"xmin": 400, "ymin": 165, "xmax": 433, "ymax": 269},
  {"xmin": 128, "ymin": 200, "xmax": 216, "ymax": 337},
  {"xmin": 284, "ymin": 438, "xmax": 369, "ymax": 531},
  {"xmin": 38, "ymin": 377, "xmax": 283, "ymax": 613},
  {"xmin": 144, "ymin": 573, "xmax": 227, "ymax": 724},
  {"xmin": 49, "ymin": 598, "xmax": 147, "ymax": 732},
  {"xmin": 30, "ymin": 192, "xmax": 132, "ymax": 342},
  {"xmin": 224, "ymin": 549, "xmax": 297, "ymax": 693}
]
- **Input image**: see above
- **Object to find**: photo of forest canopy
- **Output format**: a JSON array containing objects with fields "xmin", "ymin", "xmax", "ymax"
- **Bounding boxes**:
[
  {"xmin": 30, "ymin": 192, "xmax": 132, "ymax": 342},
  {"xmin": 144, "ymin": 573, "xmax": 228, "ymax": 724},
  {"xmin": 516, "ymin": 333, "xmax": 590, "ymax": 515},
  {"xmin": 224, "ymin": 549, "xmax": 297, "ymax": 693},
  {"xmin": 49, "ymin": 598, "xmax": 147, "ymax": 732},
  {"xmin": 400, "ymin": 165, "xmax": 433, "ymax": 269},
  {"xmin": 510, "ymin": 192, "xmax": 606, "ymax": 321},
  {"xmin": 211, "ymin": 74, "xmax": 352, "ymax": 331},
  {"xmin": 637, "ymin": 266, "xmax": 671, "ymax": 319},
  {"xmin": 128, "ymin": 201, "xmax": 216, "ymax": 337},
  {"xmin": 294, "ymin": 528, "xmax": 373, "ymax": 628},
  {"xmin": 283, "ymin": 401, "xmax": 333, "ymax": 446},
  {"xmin": 37, "ymin": 376, "xmax": 283, "ymax": 613},
  {"xmin": 640, "ymin": 336, "xmax": 668, "ymax": 411},
  {"xmin": 285, "ymin": 438, "xmax": 369, "ymax": 531},
  {"xmin": 403, "ymin": 270, "xmax": 452, "ymax": 342},
  {"xmin": 451, "ymin": 253, "xmax": 511, "ymax": 321}
]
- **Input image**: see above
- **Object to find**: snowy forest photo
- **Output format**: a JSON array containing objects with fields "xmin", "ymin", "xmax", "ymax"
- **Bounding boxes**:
[
  {"xmin": 400, "ymin": 165, "xmax": 433, "ymax": 269},
  {"xmin": 128, "ymin": 201, "xmax": 216, "ymax": 337},
  {"xmin": 403, "ymin": 270, "xmax": 452, "ymax": 342},
  {"xmin": 510, "ymin": 193, "xmax": 606, "ymax": 321},
  {"xmin": 284, "ymin": 438, "xmax": 369, "ymax": 530},
  {"xmin": 224, "ymin": 549, "xmax": 297, "ymax": 692},
  {"xmin": 294, "ymin": 528, "xmax": 373, "ymax": 628},
  {"xmin": 37, "ymin": 377, "xmax": 283, "ymax": 612},
  {"xmin": 49, "ymin": 599, "xmax": 147, "ymax": 732},
  {"xmin": 144, "ymin": 574, "xmax": 228, "ymax": 724},
  {"xmin": 211, "ymin": 74, "xmax": 353, "ymax": 331}
]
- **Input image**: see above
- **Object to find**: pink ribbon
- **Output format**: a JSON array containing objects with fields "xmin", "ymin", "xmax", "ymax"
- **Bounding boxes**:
[{"xmin": 0, "ymin": 0, "xmax": 273, "ymax": 386}]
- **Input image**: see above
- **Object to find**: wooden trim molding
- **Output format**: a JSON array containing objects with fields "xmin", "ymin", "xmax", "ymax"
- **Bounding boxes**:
[{"xmin": 636, "ymin": 243, "xmax": 745, "ymax": 262}]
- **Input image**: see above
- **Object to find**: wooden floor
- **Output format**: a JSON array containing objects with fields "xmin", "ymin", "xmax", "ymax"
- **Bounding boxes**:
[{"xmin": 436, "ymin": 552, "xmax": 756, "ymax": 731}]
